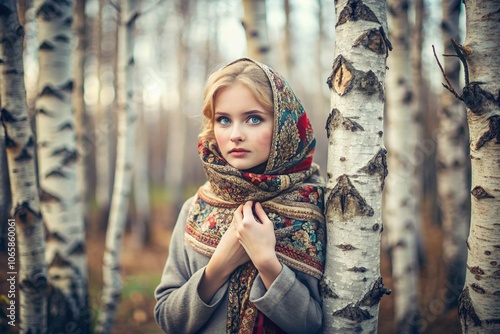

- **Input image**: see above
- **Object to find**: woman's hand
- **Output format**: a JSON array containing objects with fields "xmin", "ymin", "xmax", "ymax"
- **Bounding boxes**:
[
  {"xmin": 234, "ymin": 201, "xmax": 282, "ymax": 289},
  {"xmin": 199, "ymin": 206, "xmax": 250, "ymax": 303}
]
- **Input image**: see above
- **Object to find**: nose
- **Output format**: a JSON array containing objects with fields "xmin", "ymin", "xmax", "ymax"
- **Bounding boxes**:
[{"xmin": 230, "ymin": 124, "xmax": 244, "ymax": 142}]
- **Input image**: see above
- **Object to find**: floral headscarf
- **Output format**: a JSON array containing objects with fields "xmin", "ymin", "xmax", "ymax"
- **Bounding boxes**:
[{"xmin": 185, "ymin": 58, "xmax": 325, "ymax": 334}]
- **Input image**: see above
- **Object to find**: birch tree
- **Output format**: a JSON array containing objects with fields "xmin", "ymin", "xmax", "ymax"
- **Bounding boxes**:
[
  {"xmin": 437, "ymin": 0, "xmax": 469, "ymax": 308},
  {"xmin": 384, "ymin": 0, "xmax": 421, "ymax": 332},
  {"xmin": 0, "ymin": 0, "xmax": 48, "ymax": 331},
  {"xmin": 435, "ymin": 0, "xmax": 500, "ymax": 332},
  {"xmin": 322, "ymin": 0, "xmax": 391, "ymax": 332},
  {"xmin": 34, "ymin": 0, "xmax": 90, "ymax": 331},
  {"xmin": 242, "ymin": 0, "xmax": 271, "ymax": 64},
  {"xmin": 96, "ymin": 0, "xmax": 138, "ymax": 332}
]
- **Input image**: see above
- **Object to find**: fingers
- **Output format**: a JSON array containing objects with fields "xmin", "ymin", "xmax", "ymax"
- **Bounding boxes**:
[{"xmin": 242, "ymin": 201, "xmax": 254, "ymax": 219}]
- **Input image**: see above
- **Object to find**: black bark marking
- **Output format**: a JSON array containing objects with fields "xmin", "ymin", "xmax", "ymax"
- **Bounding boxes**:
[
  {"xmin": 49, "ymin": 252, "xmax": 72, "ymax": 269},
  {"xmin": 348, "ymin": 266, "xmax": 367, "ymax": 273},
  {"xmin": 336, "ymin": 0, "xmax": 380, "ymax": 27},
  {"xmin": 325, "ymin": 108, "xmax": 364, "ymax": 139},
  {"xmin": 468, "ymin": 266, "xmax": 485, "ymax": 276},
  {"xmin": 5, "ymin": 133, "xmax": 16, "ymax": 147},
  {"xmin": 14, "ymin": 201, "xmax": 40, "ymax": 225},
  {"xmin": 1, "ymin": 108, "xmax": 17, "ymax": 123},
  {"xmin": 470, "ymin": 283, "xmax": 485, "ymax": 294},
  {"xmin": 46, "ymin": 230, "xmax": 66, "ymax": 243},
  {"xmin": 358, "ymin": 148, "xmax": 388, "ymax": 190},
  {"xmin": 45, "ymin": 169, "xmax": 67, "ymax": 179},
  {"xmin": 319, "ymin": 280, "xmax": 339, "ymax": 299},
  {"xmin": 372, "ymin": 223, "xmax": 380, "ymax": 231},
  {"xmin": 51, "ymin": 148, "xmax": 77, "ymax": 166},
  {"xmin": 475, "ymin": 115, "xmax": 500, "ymax": 150},
  {"xmin": 332, "ymin": 304, "xmax": 373, "ymax": 321},
  {"xmin": 471, "ymin": 186, "xmax": 494, "ymax": 200},
  {"xmin": 38, "ymin": 108, "xmax": 53, "ymax": 116},
  {"xmin": 485, "ymin": 250, "xmax": 491, "ymax": 255},
  {"xmin": 39, "ymin": 41, "xmax": 55, "ymax": 51},
  {"xmin": 58, "ymin": 121, "xmax": 73, "ymax": 131},
  {"xmin": 353, "ymin": 27, "xmax": 392, "ymax": 57},
  {"xmin": 19, "ymin": 269, "xmax": 48, "ymax": 294},
  {"xmin": 327, "ymin": 174, "xmax": 374, "ymax": 218},
  {"xmin": 67, "ymin": 241, "xmax": 85, "ymax": 256},
  {"xmin": 337, "ymin": 244, "xmax": 357, "ymax": 251},
  {"xmin": 463, "ymin": 82, "xmax": 497, "ymax": 115},
  {"xmin": 328, "ymin": 55, "xmax": 354, "ymax": 96},
  {"xmin": 14, "ymin": 148, "xmax": 33, "ymax": 162},
  {"xmin": 36, "ymin": 1, "xmax": 71, "ymax": 21},
  {"xmin": 54, "ymin": 34, "xmax": 70, "ymax": 43},
  {"xmin": 40, "ymin": 85, "xmax": 65, "ymax": 100},
  {"xmin": 59, "ymin": 80, "xmax": 73, "ymax": 92},
  {"xmin": 327, "ymin": 56, "xmax": 385, "ymax": 101},
  {"xmin": 360, "ymin": 277, "xmax": 391, "ymax": 307},
  {"xmin": 39, "ymin": 188, "xmax": 61, "ymax": 203}
]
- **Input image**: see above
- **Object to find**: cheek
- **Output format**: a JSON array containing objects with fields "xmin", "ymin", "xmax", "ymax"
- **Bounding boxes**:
[{"xmin": 257, "ymin": 128, "xmax": 273, "ymax": 151}]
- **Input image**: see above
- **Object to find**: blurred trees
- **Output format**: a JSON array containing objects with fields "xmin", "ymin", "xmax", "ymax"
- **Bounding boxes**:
[
  {"xmin": 97, "ymin": 0, "xmax": 138, "ymax": 332},
  {"xmin": 437, "ymin": 0, "xmax": 469, "ymax": 309},
  {"xmin": 34, "ymin": 0, "xmax": 90, "ymax": 331},
  {"xmin": 385, "ymin": 0, "xmax": 421, "ymax": 332}
]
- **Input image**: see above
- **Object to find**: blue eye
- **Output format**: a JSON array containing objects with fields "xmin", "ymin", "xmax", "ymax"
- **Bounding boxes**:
[
  {"xmin": 248, "ymin": 116, "xmax": 262, "ymax": 124},
  {"xmin": 216, "ymin": 116, "xmax": 230, "ymax": 125}
]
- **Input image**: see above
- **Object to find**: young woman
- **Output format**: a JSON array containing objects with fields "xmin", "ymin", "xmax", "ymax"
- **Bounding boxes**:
[{"xmin": 155, "ymin": 58, "xmax": 326, "ymax": 334}]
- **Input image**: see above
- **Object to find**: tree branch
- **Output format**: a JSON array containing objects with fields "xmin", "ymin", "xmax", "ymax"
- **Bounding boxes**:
[{"xmin": 432, "ymin": 44, "xmax": 463, "ymax": 101}]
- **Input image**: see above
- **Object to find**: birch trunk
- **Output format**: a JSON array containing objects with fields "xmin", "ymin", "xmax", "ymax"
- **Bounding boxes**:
[
  {"xmin": 437, "ymin": 0, "xmax": 469, "ymax": 308},
  {"xmin": 242, "ymin": 0, "xmax": 271, "ymax": 64},
  {"xmin": 0, "ymin": 1, "xmax": 48, "ymax": 332},
  {"xmin": 95, "ymin": 0, "xmax": 112, "ymax": 218},
  {"xmin": 74, "ymin": 0, "xmax": 89, "ymax": 222},
  {"xmin": 322, "ymin": 1, "xmax": 391, "ymax": 332},
  {"xmin": 132, "ymin": 85, "xmax": 151, "ymax": 248},
  {"xmin": 384, "ymin": 0, "xmax": 421, "ymax": 332},
  {"xmin": 455, "ymin": 0, "xmax": 500, "ymax": 332},
  {"xmin": 34, "ymin": 0, "xmax": 90, "ymax": 331},
  {"xmin": 96, "ymin": 0, "xmax": 138, "ymax": 332}
]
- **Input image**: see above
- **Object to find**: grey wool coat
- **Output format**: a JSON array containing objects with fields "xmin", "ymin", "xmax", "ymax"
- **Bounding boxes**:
[{"xmin": 154, "ymin": 197, "xmax": 323, "ymax": 334}]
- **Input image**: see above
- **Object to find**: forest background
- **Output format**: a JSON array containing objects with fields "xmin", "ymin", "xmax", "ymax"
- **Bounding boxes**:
[{"xmin": 0, "ymin": 0, "xmax": 477, "ymax": 333}]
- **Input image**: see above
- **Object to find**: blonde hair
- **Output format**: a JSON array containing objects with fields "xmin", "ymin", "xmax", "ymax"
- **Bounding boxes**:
[{"xmin": 199, "ymin": 60, "xmax": 273, "ymax": 141}]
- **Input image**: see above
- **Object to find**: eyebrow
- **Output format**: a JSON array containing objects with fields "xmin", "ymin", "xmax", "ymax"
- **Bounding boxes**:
[{"xmin": 214, "ymin": 110, "xmax": 270, "ymax": 116}]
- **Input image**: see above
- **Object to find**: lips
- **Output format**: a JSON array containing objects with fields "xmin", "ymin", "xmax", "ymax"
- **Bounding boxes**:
[
  {"xmin": 229, "ymin": 148, "xmax": 249, "ymax": 153},
  {"xmin": 229, "ymin": 148, "xmax": 250, "ymax": 157}
]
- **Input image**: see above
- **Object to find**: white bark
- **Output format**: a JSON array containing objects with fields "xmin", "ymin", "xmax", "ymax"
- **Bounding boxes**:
[
  {"xmin": 95, "ymin": 0, "xmax": 112, "ymax": 216},
  {"xmin": 456, "ymin": 1, "xmax": 500, "ymax": 332},
  {"xmin": 34, "ymin": 0, "xmax": 89, "ymax": 331},
  {"xmin": 384, "ymin": 0, "xmax": 421, "ymax": 332},
  {"xmin": 437, "ymin": 0, "xmax": 469, "ymax": 307},
  {"xmin": 96, "ymin": 0, "xmax": 138, "ymax": 332},
  {"xmin": 242, "ymin": 0, "xmax": 271, "ymax": 64},
  {"xmin": 0, "ymin": 1, "xmax": 48, "ymax": 332},
  {"xmin": 132, "ymin": 84, "xmax": 150, "ymax": 248},
  {"xmin": 323, "ymin": 1, "xmax": 391, "ymax": 332}
]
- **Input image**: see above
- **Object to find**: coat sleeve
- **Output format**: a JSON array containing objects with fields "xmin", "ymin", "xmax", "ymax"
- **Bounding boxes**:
[
  {"xmin": 250, "ymin": 265, "xmax": 323, "ymax": 334},
  {"xmin": 154, "ymin": 197, "xmax": 229, "ymax": 333}
]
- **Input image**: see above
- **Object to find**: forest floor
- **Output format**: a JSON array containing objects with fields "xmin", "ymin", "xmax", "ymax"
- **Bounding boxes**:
[{"xmin": 0, "ymin": 197, "xmax": 462, "ymax": 333}]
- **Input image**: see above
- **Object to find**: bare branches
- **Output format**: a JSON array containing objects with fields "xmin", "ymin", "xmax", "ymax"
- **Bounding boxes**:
[
  {"xmin": 451, "ymin": 38, "xmax": 470, "ymax": 86},
  {"xmin": 432, "ymin": 44, "xmax": 462, "ymax": 101}
]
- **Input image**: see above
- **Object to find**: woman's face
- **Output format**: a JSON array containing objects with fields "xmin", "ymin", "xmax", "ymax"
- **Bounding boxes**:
[{"xmin": 213, "ymin": 82, "xmax": 273, "ymax": 171}]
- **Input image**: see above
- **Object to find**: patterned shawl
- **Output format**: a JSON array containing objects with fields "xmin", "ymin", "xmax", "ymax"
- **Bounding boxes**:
[{"xmin": 185, "ymin": 58, "xmax": 326, "ymax": 334}]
